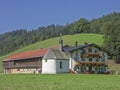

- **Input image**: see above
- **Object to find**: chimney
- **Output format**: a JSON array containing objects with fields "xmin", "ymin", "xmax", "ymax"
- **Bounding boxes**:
[
  {"xmin": 59, "ymin": 33, "xmax": 63, "ymax": 51},
  {"xmin": 75, "ymin": 41, "xmax": 78, "ymax": 47}
]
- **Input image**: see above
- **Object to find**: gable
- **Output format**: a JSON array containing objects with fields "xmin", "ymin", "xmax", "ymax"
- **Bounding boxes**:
[{"xmin": 43, "ymin": 48, "xmax": 68, "ymax": 60}]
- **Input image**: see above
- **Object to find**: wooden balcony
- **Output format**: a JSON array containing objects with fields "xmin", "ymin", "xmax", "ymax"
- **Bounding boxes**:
[
  {"xmin": 79, "ymin": 61, "xmax": 106, "ymax": 66},
  {"xmin": 84, "ymin": 52, "xmax": 101, "ymax": 57},
  {"xmin": 3, "ymin": 61, "xmax": 42, "ymax": 68},
  {"xmin": 3, "ymin": 57, "xmax": 43, "ymax": 69}
]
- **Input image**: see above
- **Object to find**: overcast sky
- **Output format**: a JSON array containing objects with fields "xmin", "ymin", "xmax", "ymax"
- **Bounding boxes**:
[{"xmin": 0, "ymin": 0, "xmax": 120, "ymax": 34}]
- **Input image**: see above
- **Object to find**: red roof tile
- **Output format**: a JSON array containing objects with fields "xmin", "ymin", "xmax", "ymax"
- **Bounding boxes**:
[{"xmin": 3, "ymin": 48, "xmax": 48, "ymax": 61}]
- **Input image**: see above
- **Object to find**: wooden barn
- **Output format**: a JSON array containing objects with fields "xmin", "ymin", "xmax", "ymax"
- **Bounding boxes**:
[{"xmin": 2, "ymin": 48, "xmax": 48, "ymax": 74}]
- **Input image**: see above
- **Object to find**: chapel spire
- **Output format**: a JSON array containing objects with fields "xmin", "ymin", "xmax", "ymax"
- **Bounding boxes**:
[{"xmin": 59, "ymin": 33, "xmax": 63, "ymax": 51}]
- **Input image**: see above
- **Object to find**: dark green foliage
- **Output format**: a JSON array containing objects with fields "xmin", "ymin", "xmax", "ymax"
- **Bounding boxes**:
[
  {"xmin": 74, "ymin": 18, "xmax": 90, "ymax": 33},
  {"xmin": 90, "ymin": 12, "xmax": 120, "ymax": 34},
  {"xmin": 0, "ymin": 12, "xmax": 120, "ymax": 56},
  {"xmin": 102, "ymin": 21, "xmax": 120, "ymax": 61}
]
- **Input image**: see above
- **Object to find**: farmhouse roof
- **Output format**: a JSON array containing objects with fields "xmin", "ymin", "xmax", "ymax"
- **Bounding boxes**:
[
  {"xmin": 3, "ymin": 48, "xmax": 48, "ymax": 61},
  {"xmin": 43, "ymin": 48, "xmax": 68, "ymax": 60},
  {"xmin": 63, "ymin": 43, "xmax": 110, "ymax": 54},
  {"xmin": 63, "ymin": 43, "xmax": 93, "ymax": 52}
]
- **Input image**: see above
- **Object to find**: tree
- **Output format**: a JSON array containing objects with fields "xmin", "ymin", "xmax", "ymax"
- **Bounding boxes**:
[
  {"xmin": 74, "ymin": 18, "xmax": 90, "ymax": 33},
  {"xmin": 102, "ymin": 21, "xmax": 120, "ymax": 61}
]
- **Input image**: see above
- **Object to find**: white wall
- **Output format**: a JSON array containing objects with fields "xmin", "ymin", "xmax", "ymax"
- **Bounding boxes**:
[
  {"xmin": 42, "ymin": 59, "xmax": 56, "ymax": 74},
  {"xmin": 42, "ymin": 59, "xmax": 69, "ymax": 74}
]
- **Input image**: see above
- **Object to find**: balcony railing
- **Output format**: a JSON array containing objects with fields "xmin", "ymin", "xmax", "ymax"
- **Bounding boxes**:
[
  {"xmin": 3, "ymin": 64, "xmax": 41, "ymax": 68},
  {"xmin": 79, "ymin": 61, "xmax": 106, "ymax": 66},
  {"xmin": 3, "ymin": 61, "xmax": 42, "ymax": 68},
  {"xmin": 84, "ymin": 52, "xmax": 101, "ymax": 57}
]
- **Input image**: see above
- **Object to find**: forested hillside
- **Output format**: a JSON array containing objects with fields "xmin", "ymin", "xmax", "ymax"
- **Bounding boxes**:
[{"xmin": 0, "ymin": 12, "xmax": 120, "ymax": 56}]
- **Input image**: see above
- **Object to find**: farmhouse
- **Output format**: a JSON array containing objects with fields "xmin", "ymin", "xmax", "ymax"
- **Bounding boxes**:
[
  {"xmin": 2, "ymin": 37, "xmax": 109, "ymax": 74},
  {"xmin": 63, "ymin": 43, "xmax": 109, "ymax": 74}
]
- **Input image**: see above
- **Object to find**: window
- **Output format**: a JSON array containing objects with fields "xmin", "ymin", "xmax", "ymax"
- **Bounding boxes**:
[
  {"xmin": 89, "ymin": 58, "xmax": 92, "ymax": 62},
  {"xmin": 82, "ymin": 49, "xmax": 86, "ymax": 53},
  {"xmin": 94, "ymin": 50, "xmax": 98, "ymax": 53},
  {"xmin": 88, "ymin": 48, "xmax": 92, "ymax": 52},
  {"xmin": 82, "ymin": 57, "xmax": 85, "ymax": 61},
  {"xmin": 45, "ymin": 59, "xmax": 47, "ymax": 62},
  {"xmin": 96, "ymin": 58, "xmax": 99, "ymax": 62},
  {"xmin": 59, "ymin": 61, "xmax": 62, "ymax": 69},
  {"xmin": 102, "ymin": 59, "xmax": 105, "ymax": 62}
]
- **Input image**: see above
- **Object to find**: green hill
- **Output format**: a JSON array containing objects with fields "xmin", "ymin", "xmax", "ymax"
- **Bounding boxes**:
[{"xmin": 0, "ymin": 33, "xmax": 103, "ymax": 72}]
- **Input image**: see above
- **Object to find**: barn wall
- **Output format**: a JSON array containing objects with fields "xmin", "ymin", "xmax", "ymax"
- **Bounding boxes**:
[{"xmin": 4, "ymin": 68, "xmax": 39, "ymax": 74}]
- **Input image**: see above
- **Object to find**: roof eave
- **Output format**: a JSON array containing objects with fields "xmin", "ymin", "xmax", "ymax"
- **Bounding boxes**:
[{"xmin": 3, "ymin": 55, "xmax": 43, "ymax": 62}]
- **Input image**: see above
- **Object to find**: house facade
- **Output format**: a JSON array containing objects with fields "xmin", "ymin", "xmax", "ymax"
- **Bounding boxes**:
[
  {"xmin": 64, "ymin": 44, "xmax": 108, "ymax": 74},
  {"xmin": 2, "ymin": 38, "xmax": 109, "ymax": 74}
]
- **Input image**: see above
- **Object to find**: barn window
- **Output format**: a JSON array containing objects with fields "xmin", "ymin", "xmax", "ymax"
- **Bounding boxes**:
[{"xmin": 59, "ymin": 61, "xmax": 62, "ymax": 69}]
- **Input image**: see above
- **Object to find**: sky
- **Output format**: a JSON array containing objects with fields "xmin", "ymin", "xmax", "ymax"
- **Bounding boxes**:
[{"xmin": 0, "ymin": 0, "xmax": 120, "ymax": 34}]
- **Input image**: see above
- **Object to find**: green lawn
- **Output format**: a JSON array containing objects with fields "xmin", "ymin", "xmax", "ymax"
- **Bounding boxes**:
[
  {"xmin": 0, "ymin": 74, "xmax": 120, "ymax": 90},
  {"xmin": 0, "ymin": 34, "xmax": 103, "ymax": 72}
]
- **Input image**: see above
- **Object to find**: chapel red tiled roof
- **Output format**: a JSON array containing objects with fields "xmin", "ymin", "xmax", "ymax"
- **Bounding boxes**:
[{"xmin": 3, "ymin": 48, "xmax": 48, "ymax": 61}]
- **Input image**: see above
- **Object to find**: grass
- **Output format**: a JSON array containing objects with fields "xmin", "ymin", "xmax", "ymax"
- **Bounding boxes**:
[
  {"xmin": 0, "ymin": 33, "xmax": 103, "ymax": 72},
  {"xmin": 0, "ymin": 74, "xmax": 120, "ymax": 90},
  {"xmin": 109, "ymin": 60, "xmax": 120, "ymax": 73}
]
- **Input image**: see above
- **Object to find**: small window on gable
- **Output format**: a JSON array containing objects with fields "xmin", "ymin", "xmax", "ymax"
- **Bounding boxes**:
[
  {"xmin": 60, "ymin": 61, "xmax": 62, "ymax": 69},
  {"xmin": 45, "ymin": 59, "xmax": 47, "ymax": 62}
]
